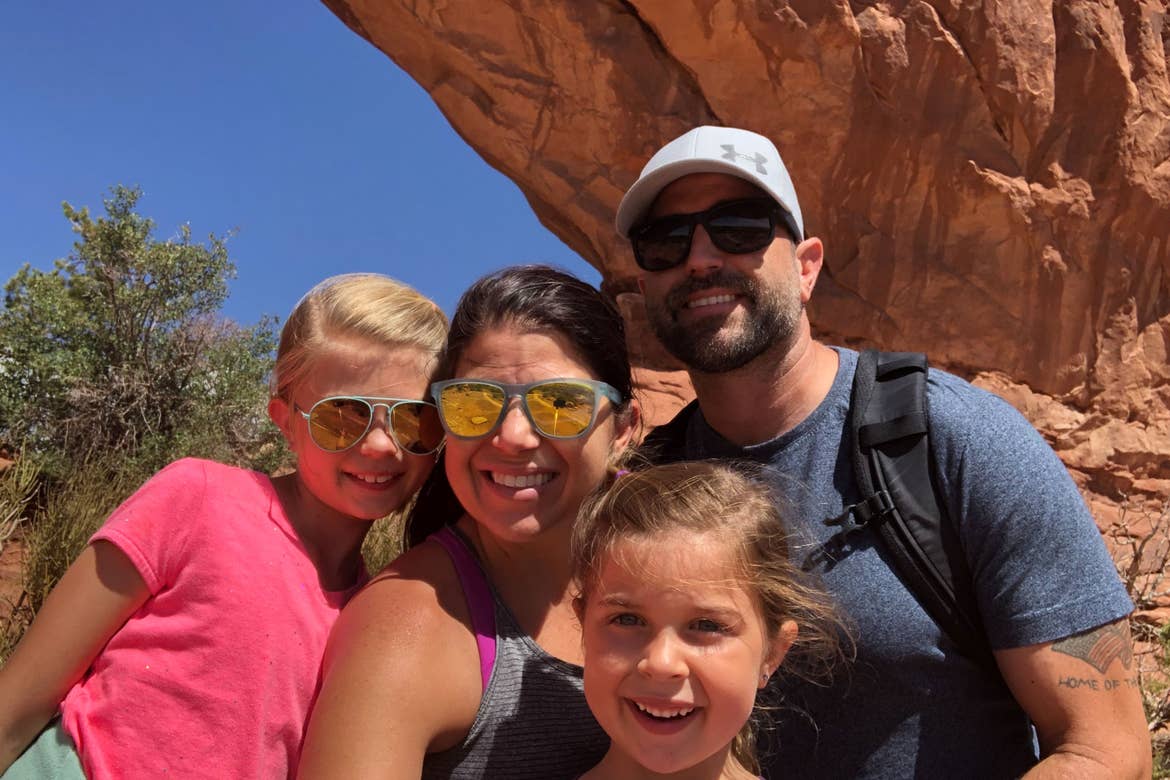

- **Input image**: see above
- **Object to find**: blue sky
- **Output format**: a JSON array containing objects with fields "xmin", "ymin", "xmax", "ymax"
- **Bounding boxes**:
[{"xmin": 1, "ymin": 2, "xmax": 600, "ymax": 326}]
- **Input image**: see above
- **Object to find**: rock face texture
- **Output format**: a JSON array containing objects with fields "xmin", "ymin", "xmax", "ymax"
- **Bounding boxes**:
[{"xmin": 323, "ymin": 1, "xmax": 1170, "ymax": 521}]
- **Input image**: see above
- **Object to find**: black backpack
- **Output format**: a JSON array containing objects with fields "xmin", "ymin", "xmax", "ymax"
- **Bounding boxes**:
[{"xmin": 640, "ymin": 349, "xmax": 994, "ymax": 668}]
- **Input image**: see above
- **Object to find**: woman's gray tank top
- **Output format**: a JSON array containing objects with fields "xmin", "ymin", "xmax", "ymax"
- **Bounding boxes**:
[{"xmin": 421, "ymin": 530, "xmax": 608, "ymax": 779}]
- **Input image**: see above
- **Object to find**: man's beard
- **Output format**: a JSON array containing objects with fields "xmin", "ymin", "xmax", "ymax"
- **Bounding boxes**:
[{"xmin": 645, "ymin": 269, "xmax": 802, "ymax": 373}]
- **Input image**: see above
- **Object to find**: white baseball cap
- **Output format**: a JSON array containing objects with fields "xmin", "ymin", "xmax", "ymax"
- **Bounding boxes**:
[{"xmin": 615, "ymin": 125, "xmax": 804, "ymax": 241}]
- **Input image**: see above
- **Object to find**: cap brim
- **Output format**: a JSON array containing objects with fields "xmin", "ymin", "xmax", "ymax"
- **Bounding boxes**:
[{"xmin": 616, "ymin": 158, "xmax": 783, "ymax": 237}]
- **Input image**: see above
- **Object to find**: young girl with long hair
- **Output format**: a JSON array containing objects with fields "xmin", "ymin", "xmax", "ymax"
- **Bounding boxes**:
[
  {"xmin": 572, "ymin": 461, "xmax": 846, "ymax": 779},
  {"xmin": 0, "ymin": 273, "xmax": 447, "ymax": 779}
]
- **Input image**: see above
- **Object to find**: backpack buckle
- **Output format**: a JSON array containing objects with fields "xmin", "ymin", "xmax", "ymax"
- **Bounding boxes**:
[{"xmin": 826, "ymin": 490, "xmax": 895, "ymax": 534}]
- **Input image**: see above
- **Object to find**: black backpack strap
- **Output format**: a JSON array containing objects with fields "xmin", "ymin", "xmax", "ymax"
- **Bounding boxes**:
[
  {"xmin": 843, "ymin": 350, "xmax": 995, "ymax": 669},
  {"xmin": 638, "ymin": 400, "xmax": 699, "ymax": 465}
]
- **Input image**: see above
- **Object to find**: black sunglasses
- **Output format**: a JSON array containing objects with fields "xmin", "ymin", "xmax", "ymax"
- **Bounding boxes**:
[{"xmin": 630, "ymin": 198, "xmax": 793, "ymax": 272}]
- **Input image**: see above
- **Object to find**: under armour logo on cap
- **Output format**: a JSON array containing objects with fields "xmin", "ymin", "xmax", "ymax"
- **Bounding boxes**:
[
  {"xmin": 721, "ymin": 144, "xmax": 768, "ymax": 175},
  {"xmin": 615, "ymin": 126, "xmax": 804, "ymax": 240}
]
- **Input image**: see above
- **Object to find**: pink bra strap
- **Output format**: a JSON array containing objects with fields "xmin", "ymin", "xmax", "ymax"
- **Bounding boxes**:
[{"xmin": 430, "ymin": 527, "xmax": 497, "ymax": 691}]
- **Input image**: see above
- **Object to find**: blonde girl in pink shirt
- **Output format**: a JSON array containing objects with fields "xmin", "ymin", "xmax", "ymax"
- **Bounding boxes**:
[{"xmin": 0, "ymin": 273, "xmax": 448, "ymax": 779}]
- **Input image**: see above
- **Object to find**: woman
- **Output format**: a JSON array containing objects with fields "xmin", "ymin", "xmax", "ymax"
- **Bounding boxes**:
[{"xmin": 299, "ymin": 266, "xmax": 640, "ymax": 779}]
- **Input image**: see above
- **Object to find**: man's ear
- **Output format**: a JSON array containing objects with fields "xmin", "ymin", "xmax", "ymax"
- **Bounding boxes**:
[
  {"xmin": 794, "ymin": 237, "xmax": 824, "ymax": 304},
  {"xmin": 636, "ymin": 276, "xmax": 646, "ymax": 295}
]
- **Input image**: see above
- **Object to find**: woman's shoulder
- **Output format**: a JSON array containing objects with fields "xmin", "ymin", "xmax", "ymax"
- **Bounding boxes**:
[
  {"xmin": 375, "ymin": 534, "xmax": 462, "ymax": 583},
  {"xmin": 320, "ymin": 535, "xmax": 484, "ymax": 743},
  {"xmin": 336, "ymin": 537, "xmax": 476, "ymax": 656}
]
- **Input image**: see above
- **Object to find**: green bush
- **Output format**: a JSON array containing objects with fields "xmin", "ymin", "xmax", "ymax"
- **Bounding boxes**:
[
  {"xmin": 0, "ymin": 186, "xmax": 285, "ymax": 661},
  {"xmin": 0, "ymin": 185, "xmax": 279, "ymax": 474}
]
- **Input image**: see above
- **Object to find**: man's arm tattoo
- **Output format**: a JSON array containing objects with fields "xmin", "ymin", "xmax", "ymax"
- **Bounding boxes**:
[{"xmin": 1051, "ymin": 622, "xmax": 1133, "ymax": 674}]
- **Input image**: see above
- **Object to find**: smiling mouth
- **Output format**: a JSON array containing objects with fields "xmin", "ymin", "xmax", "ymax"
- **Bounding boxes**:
[
  {"xmin": 352, "ymin": 473, "xmax": 397, "ymax": 485},
  {"xmin": 633, "ymin": 701, "xmax": 696, "ymax": 720},
  {"xmin": 490, "ymin": 472, "xmax": 554, "ymax": 489},
  {"xmin": 686, "ymin": 294, "xmax": 737, "ymax": 309}
]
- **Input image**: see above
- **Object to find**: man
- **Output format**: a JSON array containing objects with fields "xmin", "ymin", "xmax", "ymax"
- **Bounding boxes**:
[{"xmin": 616, "ymin": 125, "xmax": 1150, "ymax": 778}]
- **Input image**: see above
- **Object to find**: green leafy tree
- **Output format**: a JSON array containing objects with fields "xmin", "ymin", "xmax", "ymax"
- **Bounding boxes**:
[{"xmin": 0, "ymin": 185, "xmax": 282, "ymax": 474}]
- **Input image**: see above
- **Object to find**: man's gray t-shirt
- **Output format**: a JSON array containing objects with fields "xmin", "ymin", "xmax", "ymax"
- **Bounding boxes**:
[{"xmin": 670, "ymin": 348, "xmax": 1132, "ymax": 779}]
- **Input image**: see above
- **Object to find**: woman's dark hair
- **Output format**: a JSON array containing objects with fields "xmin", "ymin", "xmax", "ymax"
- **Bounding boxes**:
[{"xmin": 404, "ymin": 265, "xmax": 634, "ymax": 547}]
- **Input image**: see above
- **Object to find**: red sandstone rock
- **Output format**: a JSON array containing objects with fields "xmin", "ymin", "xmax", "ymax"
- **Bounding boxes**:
[{"xmin": 322, "ymin": 0, "xmax": 1170, "ymax": 518}]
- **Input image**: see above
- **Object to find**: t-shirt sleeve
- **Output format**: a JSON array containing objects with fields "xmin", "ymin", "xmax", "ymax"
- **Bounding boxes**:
[
  {"xmin": 91, "ymin": 458, "xmax": 209, "ymax": 595},
  {"xmin": 929, "ymin": 378, "xmax": 1133, "ymax": 650}
]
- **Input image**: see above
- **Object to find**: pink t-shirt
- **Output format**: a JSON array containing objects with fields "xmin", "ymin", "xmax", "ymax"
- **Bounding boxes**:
[{"xmin": 60, "ymin": 458, "xmax": 363, "ymax": 779}]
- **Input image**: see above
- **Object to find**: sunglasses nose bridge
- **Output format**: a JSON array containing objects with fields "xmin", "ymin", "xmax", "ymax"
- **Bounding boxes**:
[
  {"xmin": 492, "ymin": 394, "xmax": 541, "ymax": 447},
  {"xmin": 364, "ymin": 400, "xmax": 387, "ymax": 428},
  {"xmin": 360, "ymin": 402, "xmax": 403, "ymax": 451},
  {"xmin": 682, "ymin": 221, "xmax": 728, "ymax": 273}
]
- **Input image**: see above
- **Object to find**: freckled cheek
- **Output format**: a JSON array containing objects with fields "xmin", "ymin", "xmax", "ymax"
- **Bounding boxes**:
[
  {"xmin": 441, "ymin": 444, "xmax": 481, "ymax": 490},
  {"xmin": 591, "ymin": 646, "xmax": 632, "ymax": 673},
  {"xmin": 585, "ymin": 634, "xmax": 646, "ymax": 675},
  {"xmin": 443, "ymin": 441, "xmax": 475, "ymax": 470},
  {"xmin": 584, "ymin": 661, "xmax": 632, "ymax": 712},
  {"xmin": 569, "ymin": 440, "xmax": 615, "ymax": 487},
  {"xmin": 711, "ymin": 669, "xmax": 762, "ymax": 718}
]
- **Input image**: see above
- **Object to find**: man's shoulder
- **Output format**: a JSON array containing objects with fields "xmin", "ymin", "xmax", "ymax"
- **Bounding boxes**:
[
  {"xmin": 638, "ymin": 400, "xmax": 699, "ymax": 463},
  {"xmin": 837, "ymin": 348, "xmax": 1030, "ymax": 440},
  {"xmin": 920, "ymin": 363, "xmax": 1042, "ymax": 451},
  {"xmin": 637, "ymin": 348, "xmax": 1027, "ymax": 459}
]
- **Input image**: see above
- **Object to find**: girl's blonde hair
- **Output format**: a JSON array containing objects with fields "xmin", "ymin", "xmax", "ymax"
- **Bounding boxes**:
[
  {"xmin": 571, "ymin": 460, "xmax": 849, "ymax": 775},
  {"xmin": 270, "ymin": 273, "xmax": 448, "ymax": 399}
]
